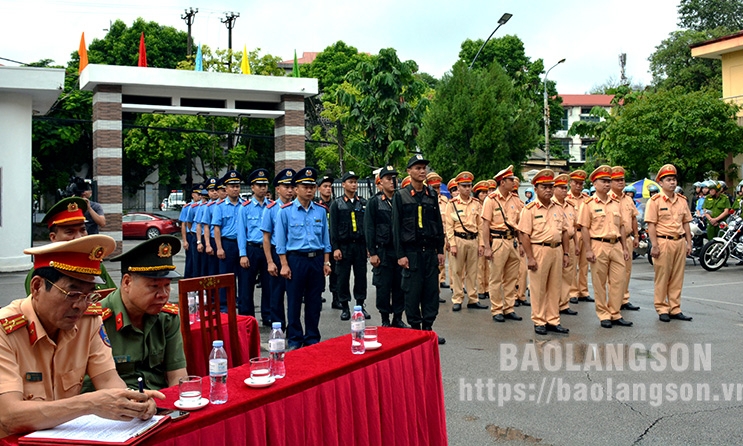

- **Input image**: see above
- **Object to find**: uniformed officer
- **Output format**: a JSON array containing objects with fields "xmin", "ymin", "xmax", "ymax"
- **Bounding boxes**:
[
  {"xmin": 392, "ymin": 154, "xmax": 446, "ymax": 344},
  {"xmin": 473, "ymin": 180, "xmax": 490, "ymax": 301},
  {"xmin": 517, "ymin": 169, "xmax": 571, "ymax": 335},
  {"xmin": 0, "ymin": 235, "xmax": 162, "ymax": 438},
  {"xmin": 212, "ymin": 170, "xmax": 245, "ymax": 311},
  {"xmin": 488, "ymin": 179, "xmax": 497, "ymax": 194},
  {"xmin": 578, "ymin": 165, "xmax": 632, "ymax": 328},
  {"xmin": 428, "ymin": 172, "xmax": 450, "ymax": 291},
  {"xmin": 551, "ymin": 173, "xmax": 579, "ymax": 316},
  {"xmin": 330, "ymin": 171, "xmax": 369, "ymax": 320},
  {"xmin": 609, "ymin": 166, "xmax": 641, "ymax": 312},
  {"xmin": 261, "ymin": 169, "xmax": 296, "ymax": 329},
  {"xmin": 102, "ymin": 235, "xmax": 187, "ymax": 390},
  {"xmin": 447, "ymin": 179, "xmax": 459, "ymax": 199},
  {"xmin": 513, "ymin": 177, "xmax": 530, "ymax": 307},
  {"xmin": 365, "ymin": 166, "xmax": 407, "ymax": 328},
  {"xmin": 480, "ymin": 165, "xmax": 523, "ymax": 323},
  {"xmin": 275, "ymin": 167, "xmax": 332, "ymax": 349},
  {"xmin": 645, "ymin": 164, "xmax": 693, "ymax": 322},
  {"xmin": 445, "ymin": 171, "xmax": 488, "ymax": 311},
  {"xmin": 568, "ymin": 170, "xmax": 593, "ymax": 303},
  {"xmin": 316, "ymin": 175, "xmax": 340, "ymax": 309},
  {"xmin": 400, "ymin": 176, "xmax": 411, "ymax": 189},
  {"xmin": 702, "ymin": 181, "xmax": 731, "ymax": 240},
  {"xmin": 237, "ymin": 169, "xmax": 273, "ymax": 323},
  {"xmin": 196, "ymin": 177, "xmax": 219, "ymax": 276},
  {"xmin": 180, "ymin": 184, "xmax": 203, "ymax": 278},
  {"xmin": 445, "ymin": 177, "xmax": 458, "ymax": 294}
]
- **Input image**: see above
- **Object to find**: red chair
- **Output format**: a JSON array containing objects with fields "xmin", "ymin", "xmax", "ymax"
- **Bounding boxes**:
[{"xmin": 177, "ymin": 273, "xmax": 243, "ymax": 376}]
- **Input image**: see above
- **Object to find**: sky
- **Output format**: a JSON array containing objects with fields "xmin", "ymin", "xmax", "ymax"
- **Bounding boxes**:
[{"xmin": 0, "ymin": 0, "xmax": 682, "ymax": 93}]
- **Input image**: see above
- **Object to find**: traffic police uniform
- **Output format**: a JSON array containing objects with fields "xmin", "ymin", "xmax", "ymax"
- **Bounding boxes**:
[
  {"xmin": 444, "ymin": 171, "xmax": 486, "ymax": 310},
  {"xmin": 552, "ymin": 174, "xmax": 579, "ymax": 315},
  {"xmin": 329, "ymin": 171, "xmax": 369, "ymax": 319},
  {"xmin": 212, "ymin": 170, "xmax": 245, "ymax": 311},
  {"xmin": 517, "ymin": 169, "xmax": 570, "ymax": 335},
  {"xmin": 261, "ymin": 169, "xmax": 295, "ymax": 328},
  {"xmin": 392, "ymin": 155, "xmax": 446, "ymax": 343},
  {"xmin": 609, "ymin": 166, "xmax": 640, "ymax": 310},
  {"xmin": 578, "ymin": 166, "xmax": 631, "ymax": 328},
  {"xmin": 237, "ymin": 169, "xmax": 273, "ymax": 321},
  {"xmin": 480, "ymin": 165, "xmax": 523, "ymax": 321},
  {"xmin": 645, "ymin": 164, "xmax": 693, "ymax": 322},
  {"xmin": 428, "ymin": 173, "xmax": 449, "ymax": 289},
  {"xmin": 568, "ymin": 170, "xmax": 593, "ymax": 303},
  {"xmin": 98, "ymin": 235, "xmax": 185, "ymax": 390},
  {"xmin": 513, "ymin": 178, "xmax": 530, "ymax": 307},
  {"xmin": 473, "ymin": 181, "xmax": 490, "ymax": 300}
]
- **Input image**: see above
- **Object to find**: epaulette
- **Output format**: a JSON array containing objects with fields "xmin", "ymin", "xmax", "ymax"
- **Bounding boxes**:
[
  {"xmin": 651, "ymin": 194, "xmax": 661, "ymax": 201},
  {"xmin": 316, "ymin": 202, "xmax": 328, "ymax": 211},
  {"xmin": 488, "ymin": 192, "xmax": 497, "ymax": 199},
  {"xmin": 610, "ymin": 194, "xmax": 620, "ymax": 202},
  {"xmin": 217, "ymin": 199, "xmax": 225, "ymax": 204},
  {"xmin": 191, "ymin": 202, "xmax": 199, "ymax": 208},
  {"xmin": 1, "ymin": 314, "xmax": 27, "ymax": 335},
  {"xmin": 525, "ymin": 201, "xmax": 537, "ymax": 209},
  {"xmin": 162, "ymin": 303, "xmax": 179, "ymax": 315},
  {"xmin": 281, "ymin": 202, "xmax": 293, "ymax": 209},
  {"xmin": 84, "ymin": 302, "xmax": 105, "ymax": 316},
  {"xmin": 585, "ymin": 197, "xmax": 594, "ymax": 204},
  {"xmin": 102, "ymin": 308, "xmax": 113, "ymax": 321},
  {"xmin": 242, "ymin": 200, "xmax": 250, "ymax": 207},
  {"xmin": 207, "ymin": 201, "xmax": 216, "ymax": 207},
  {"xmin": 267, "ymin": 201, "xmax": 278, "ymax": 209}
]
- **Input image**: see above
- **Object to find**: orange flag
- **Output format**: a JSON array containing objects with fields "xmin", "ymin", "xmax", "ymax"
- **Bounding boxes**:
[
  {"xmin": 78, "ymin": 32, "xmax": 88, "ymax": 74},
  {"xmin": 138, "ymin": 32, "xmax": 147, "ymax": 67}
]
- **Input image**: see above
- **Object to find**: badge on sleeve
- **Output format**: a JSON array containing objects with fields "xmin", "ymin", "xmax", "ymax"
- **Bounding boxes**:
[
  {"xmin": 99, "ymin": 324, "xmax": 111, "ymax": 347},
  {"xmin": 25, "ymin": 372, "xmax": 42, "ymax": 382}
]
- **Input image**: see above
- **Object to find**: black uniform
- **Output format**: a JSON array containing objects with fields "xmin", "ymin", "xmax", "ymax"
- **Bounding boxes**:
[
  {"xmin": 329, "ymin": 195, "xmax": 368, "ymax": 307},
  {"xmin": 365, "ymin": 191, "xmax": 405, "ymax": 325},
  {"xmin": 392, "ymin": 183, "xmax": 445, "ymax": 330}
]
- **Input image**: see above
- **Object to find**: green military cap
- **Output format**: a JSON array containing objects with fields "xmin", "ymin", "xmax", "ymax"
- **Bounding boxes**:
[
  {"xmin": 41, "ymin": 197, "xmax": 88, "ymax": 229},
  {"xmin": 109, "ymin": 235, "xmax": 182, "ymax": 279}
]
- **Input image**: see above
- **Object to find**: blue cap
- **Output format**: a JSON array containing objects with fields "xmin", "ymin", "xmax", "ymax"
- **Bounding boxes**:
[
  {"xmin": 206, "ymin": 177, "xmax": 218, "ymax": 190},
  {"xmin": 294, "ymin": 167, "xmax": 318, "ymax": 185},
  {"xmin": 274, "ymin": 168, "xmax": 296, "ymax": 187},
  {"xmin": 192, "ymin": 183, "xmax": 204, "ymax": 194},
  {"xmin": 222, "ymin": 170, "xmax": 242, "ymax": 185},
  {"xmin": 272, "ymin": 322, "xmax": 282, "ymax": 329},
  {"xmin": 249, "ymin": 168, "xmax": 270, "ymax": 185},
  {"xmin": 216, "ymin": 177, "xmax": 226, "ymax": 190},
  {"xmin": 213, "ymin": 340, "xmax": 224, "ymax": 348}
]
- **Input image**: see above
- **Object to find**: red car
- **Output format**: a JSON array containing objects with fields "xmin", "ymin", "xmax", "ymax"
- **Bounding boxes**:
[{"xmin": 122, "ymin": 212, "xmax": 180, "ymax": 239}]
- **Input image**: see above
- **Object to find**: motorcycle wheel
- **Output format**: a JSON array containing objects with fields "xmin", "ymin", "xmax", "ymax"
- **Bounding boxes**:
[{"xmin": 700, "ymin": 240, "xmax": 729, "ymax": 272}]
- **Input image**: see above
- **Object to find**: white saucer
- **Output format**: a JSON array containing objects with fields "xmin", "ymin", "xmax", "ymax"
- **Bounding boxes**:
[
  {"xmin": 174, "ymin": 397, "xmax": 209, "ymax": 410},
  {"xmin": 244, "ymin": 376, "xmax": 276, "ymax": 388},
  {"xmin": 364, "ymin": 341, "xmax": 382, "ymax": 350}
]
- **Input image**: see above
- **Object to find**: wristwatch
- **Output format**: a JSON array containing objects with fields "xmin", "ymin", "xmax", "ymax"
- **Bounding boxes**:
[
  {"xmin": 196, "ymin": 240, "xmax": 202, "ymax": 245},
  {"xmin": 324, "ymin": 262, "xmax": 331, "ymax": 266}
]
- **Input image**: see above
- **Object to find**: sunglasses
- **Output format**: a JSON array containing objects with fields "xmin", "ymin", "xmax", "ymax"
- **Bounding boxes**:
[{"xmin": 46, "ymin": 279, "xmax": 101, "ymax": 305}]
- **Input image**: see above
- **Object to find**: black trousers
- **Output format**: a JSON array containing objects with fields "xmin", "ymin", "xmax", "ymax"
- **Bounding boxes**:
[
  {"xmin": 373, "ymin": 248, "xmax": 404, "ymax": 315},
  {"xmin": 238, "ymin": 244, "xmax": 270, "ymax": 318},
  {"xmin": 401, "ymin": 248, "xmax": 440, "ymax": 328},
  {"xmin": 335, "ymin": 242, "xmax": 367, "ymax": 304}
]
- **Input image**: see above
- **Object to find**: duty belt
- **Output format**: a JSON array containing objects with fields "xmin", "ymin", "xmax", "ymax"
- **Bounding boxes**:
[
  {"xmin": 657, "ymin": 234, "xmax": 685, "ymax": 240},
  {"xmin": 490, "ymin": 229, "xmax": 514, "ymax": 240},
  {"xmin": 287, "ymin": 250, "xmax": 323, "ymax": 258},
  {"xmin": 454, "ymin": 231, "xmax": 478, "ymax": 240},
  {"xmin": 533, "ymin": 241, "xmax": 562, "ymax": 248},
  {"xmin": 246, "ymin": 242, "xmax": 262, "ymax": 248},
  {"xmin": 591, "ymin": 237, "xmax": 618, "ymax": 244}
]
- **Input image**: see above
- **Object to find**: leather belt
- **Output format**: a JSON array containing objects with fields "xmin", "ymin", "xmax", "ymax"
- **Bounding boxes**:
[
  {"xmin": 246, "ymin": 242, "xmax": 262, "ymax": 248},
  {"xmin": 533, "ymin": 241, "xmax": 562, "ymax": 248},
  {"xmin": 287, "ymin": 250, "xmax": 323, "ymax": 258},
  {"xmin": 657, "ymin": 234, "xmax": 685, "ymax": 240},
  {"xmin": 591, "ymin": 237, "xmax": 618, "ymax": 244},
  {"xmin": 454, "ymin": 231, "xmax": 478, "ymax": 240},
  {"xmin": 490, "ymin": 230, "xmax": 514, "ymax": 240}
]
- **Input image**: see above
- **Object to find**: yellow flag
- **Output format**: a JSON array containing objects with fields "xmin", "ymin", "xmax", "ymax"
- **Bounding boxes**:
[
  {"xmin": 241, "ymin": 45, "xmax": 251, "ymax": 75},
  {"xmin": 78, "ymin": 32, "xmax": 88, "ymax": 74}
]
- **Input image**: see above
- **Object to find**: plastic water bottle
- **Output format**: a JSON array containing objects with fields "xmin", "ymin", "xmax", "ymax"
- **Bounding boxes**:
[
  {"xmin": 269, "ymin": 322, "xmax": 286, "ymax": 378},
  {"xmin": 209, "ymin": 340, "xmax": 228, "ymax": 404},
  {"xmin": 351, "ymin": 305, "xmax": 366, "ymax": 355}
]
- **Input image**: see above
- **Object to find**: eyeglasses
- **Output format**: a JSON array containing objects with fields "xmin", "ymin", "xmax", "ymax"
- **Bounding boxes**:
[{"xmin": 45, "ymin": 279, "xmax": 102, "ymax": 305}]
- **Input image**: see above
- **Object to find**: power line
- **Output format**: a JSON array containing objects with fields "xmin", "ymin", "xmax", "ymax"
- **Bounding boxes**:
[{"xmin": 0, "ymin": 56, "xmax": 29, "ymax": 65}]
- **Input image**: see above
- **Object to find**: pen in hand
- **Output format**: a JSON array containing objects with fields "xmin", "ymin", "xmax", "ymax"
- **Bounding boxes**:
[{"xmin": 138, "ymin": 377, "xmax": 144, "ymax": 394}]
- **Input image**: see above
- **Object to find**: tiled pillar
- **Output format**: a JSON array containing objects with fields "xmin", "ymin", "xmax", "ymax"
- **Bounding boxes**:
[
  {"xmin": 92, "ymin": 85, "xmax": 123, "ymax": 255},
  {"xmin": 274, "ymin": 95, "xmax": 305, "ymax": 171}
]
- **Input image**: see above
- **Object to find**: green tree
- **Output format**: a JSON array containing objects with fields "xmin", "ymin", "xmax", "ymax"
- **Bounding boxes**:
[
  {"xmin": 304, "ymin": 41, "xmax": 370, "ymax": 96},
  {"xmin": 601, "ymin": 88, "xmax": 743, "ymax": 181},
  {"xmin": 417, "ymin": 61, "xmax": 540, "ymax": 181},
  {"xmin": 678, "ymin": 0, "xmax": 743, "ymax": 31}
]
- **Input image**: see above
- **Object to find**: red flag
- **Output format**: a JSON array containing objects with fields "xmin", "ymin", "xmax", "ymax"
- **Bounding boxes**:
[
  {"xmin": 138, "ymin": 32, "xmax": 147, "ymax": 67},
  {"xmin": 78, "ymin": 32, "xmax": 88, "ymax": 74}
]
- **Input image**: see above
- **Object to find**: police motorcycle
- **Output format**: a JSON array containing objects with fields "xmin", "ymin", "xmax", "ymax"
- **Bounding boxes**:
[{"xmin": 699, "ymin": 209, "xmax": 743, "ymax": 271}]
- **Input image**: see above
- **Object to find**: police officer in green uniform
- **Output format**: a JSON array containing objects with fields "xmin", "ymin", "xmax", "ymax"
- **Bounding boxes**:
[
  {"xmin": 702, "ymin": 181, "xmax": 731, "ymax": 240},
  {"xmin": 99, "ymin": 235, "xmax": 187, "ymax": 390}
]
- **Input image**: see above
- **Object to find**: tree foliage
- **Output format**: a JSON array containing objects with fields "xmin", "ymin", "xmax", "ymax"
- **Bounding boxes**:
[
  {"xmin": 417, "ymin": 61, "xmax": 540, "ymax": 181},
  {"xmin": 677, "ymin": 0, "xmax": 743, "ymax": 31}
]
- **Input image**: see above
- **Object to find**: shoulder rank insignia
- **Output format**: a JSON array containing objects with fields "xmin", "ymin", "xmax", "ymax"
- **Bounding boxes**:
[
  {"xmin": 1, "ymin": 314, "xmax": 27, "ymax": 335},
  {"xmin": 267, "ymin": 201, "xmax": 277, "ymax": 209},
  {"xmin": 242, "ymin": 200, "xmax": 250, "ymax": 207},
  {"xmin": 280, "ymin": 202, "xmax": 293, "ymax": 209},
  {"xmin": 651, "ymin": 194, "xmax": 661, "ymax": 201},
  {"xmin": 585, "ymin": 197, "xmax": 594, "ymax": 204},
  {"xmin": 101, "ymin": 308, "xmax": 113, "ymax": 321},
  {"xmin": 84, "ymin": 303, "xmax": 104, "ymax": 316},
  {"xmin": 207, "ymin": 201, "xmax": 216, "ymax": 207},
  {"xmin": 162, "ymin": 303, "xmax": 179, "ymax": 315},
  {"xmin": 525, "ymin": 201, "xmax": 537, "ymax": 209}
]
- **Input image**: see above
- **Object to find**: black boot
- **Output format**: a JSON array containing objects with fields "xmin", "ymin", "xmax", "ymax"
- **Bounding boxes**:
[
  {"xmin": 391, "ymin": 313, "xmax": 408, "ymax": 328},
  {"xmin": 357, "ymin": 301, "xmax": 371, "ymax": 319},
  {"xmin": 380, "ymin": 312, "xmax": 391, "ymax": 327},
  {"xmin": 340, "ymin": 303, "xmax": 351, "ymax": 321},
  {"xmin": 331, "ymin": 293, "xmax": 343, "ymax": 310},
  {"xmin": 410, "ymin": 323, "xmax": 421, "ymax": 330}
]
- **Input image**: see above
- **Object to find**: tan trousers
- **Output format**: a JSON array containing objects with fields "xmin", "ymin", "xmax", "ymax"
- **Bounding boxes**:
[
  {"xmin": 438, "ymin": 259, "xmax": 446, "ymax": 285},
  {"xmin": 515, "ymin": 254, "xmax": 527, "ymax": 301},
  {"xmin": 560, "ymin": 239, "xmax": 576, "ymax": 311},
  {"xmin": 623, "ymin": 237, "xmax": 633, "ymax": 303},
  {"xmin": 478, "ymin": 254, "xmax": 489, "ymax": 295},
  {"xmin": 571, "ymin": 237, "xmax": 590, "ymax": 297},
  {"xmin": 589, "ymin": 240, "xmax": 625, "ymax": 321},
  {"xmin": 653, "ymin": 238, "xmax": 686, "ymax": 315},
  {"xmin": 529, "ymin": 245, "xmax": 563, "ymax": 326},
  {"xmin": 450, "ymin": 237, "xmax": 479, "ymax": 304},
  {"xmin": 489, "ymin": 238, "xmax": 520, "ymax": 315}
]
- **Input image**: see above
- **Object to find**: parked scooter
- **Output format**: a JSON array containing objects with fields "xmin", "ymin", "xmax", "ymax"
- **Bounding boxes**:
[{"xmin": 699, "ymin": 210, "xmax": 743, "ymax": 271}]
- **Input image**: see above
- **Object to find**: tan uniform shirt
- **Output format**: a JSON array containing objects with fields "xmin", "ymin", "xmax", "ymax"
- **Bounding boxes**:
[
  {"xmin": 481, "ymin": 189, "xmax": 523, "ymax": 232},
  {"xmin": 611, "ymin": 191, "xmax": 639, "ymax": 232},
  {"xmin": 578, "ymin": 195, "xmax": 624, "ymax": 238},
  {"xmin": 644, "ymin": 191, "xmax": 692, "ymax": 235},
  {"xmin": 555, "ymin": 196, "xmax": 577, "ymax": 238},
  {"xmin": 569, "ymin": 192, "xmax": 588, "ymax": 228},
  {"xmin": 0, "ymin": 297, "xmax": 114, "ymax": 404},
  {"xmin": 444, "ymin": 196, "xmax": 482, "ymax": 243},
  {"xmin": 518, "ymin": 199, "xmax": 568, "ymax": 243}
]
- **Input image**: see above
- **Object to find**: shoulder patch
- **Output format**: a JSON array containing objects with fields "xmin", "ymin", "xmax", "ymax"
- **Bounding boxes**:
[
  {"xmin": 161, "ymin": 303, "xmax": 179, "ymax": 315},
  {"xmin": 1, "ymin": 314, "xmax": 27, "ymax": 335},
  {"xmin": 584, "ymin": 197, "xmax": 593, "ymax": 204},
  {"xmin": 267, "ymin": 201, "xmax": 277, "ymax": 209},
  {"xmin": 280, "ymin": 202, "xmax": 293, "ymax": 209},
  {"xmin": 217, "ymin": 199, "xmax": 225, "ymax": 204},
  {"xmin": 651, "ymin": 194, "xmax": 661, "ymax": 201},
  {"xmin": 101, "ymin": 308, "xmax": 113, "ymax": 321},
  {"xmin": 84, "ymin": 303, "xmax": 104, "ymax": 316},
  {"xmin": 525, "ymin": 201, "xmax": 537, "ymax": 209},
  {"xmin": 316, "ymin": 202, "xmax": 329, "ymax": 211},
  {"xmin": 207, "ymin": 201, "xmax": 216, "ymax": 207},
  {"xmin": 242, "ymin": 200, "xmax": 250, "ymax": 207}
]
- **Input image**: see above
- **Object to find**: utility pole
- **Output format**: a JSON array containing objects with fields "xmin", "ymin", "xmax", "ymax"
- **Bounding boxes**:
[
  {"xmin": 619, "ymin": 53, "xmax": 628, "ymax": 86},
  {"xmin": 181, "ymin": 8, "xmax": 198, "ymax": 57},
  {"xmin": 221, "ymin": 12, "xmax": 240, "ymax": 72}
]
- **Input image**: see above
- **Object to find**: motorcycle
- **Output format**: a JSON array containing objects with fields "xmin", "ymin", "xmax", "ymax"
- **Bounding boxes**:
[
  {"xmin": 688, "ymin": 215, "xmax": 707, "ymax": 262},
  {"xmin": 699, "ymin": 210, "xmax": 743, "ymax": 271},
  {"xmin": 633, "ymin": 223, "xmax": 650, "ymax": 260}
]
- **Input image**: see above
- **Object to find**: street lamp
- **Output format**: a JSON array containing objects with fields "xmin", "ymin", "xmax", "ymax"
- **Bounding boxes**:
[
  {"xmin": 468, "ymin": 13, "xmax": 513, "ymax": 70},
  {"xmin": 543, "ymin": 58, "xmax": 565, "ymax": 168}
]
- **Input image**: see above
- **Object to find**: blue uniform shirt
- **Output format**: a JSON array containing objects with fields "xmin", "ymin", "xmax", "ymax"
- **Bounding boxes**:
[
  {"xmin": 238, "ymin": 197, "xmax": 272, "ymax": 256},
  {"xmin": 261, "ymin": 199, "xmax": 286, "ymax": 247},
  {"xmin": 178, "ymin": 201, "xmax": 192, "ymax": 223},
  {"xmin": 200, "ymin": 199, "xmax": 219, "ymax": 237},
  {"xmin": 212, "ymin": 198, "xmax": 243, "ymax": 239},
  {"xmin": 274, "ymin": 199, "xmax": 331, "ymax": 255},
  {"xmin": 186, "ymin": 202, "xmax": 202, "ymax": 233}
]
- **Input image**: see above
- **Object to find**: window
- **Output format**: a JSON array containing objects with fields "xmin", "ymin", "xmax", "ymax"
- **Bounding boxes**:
[
  {"xmin": 580, "ymin": 106, "xmax": 600, "ymax": 123},
  {"xmin": 561, "ymin": 109, "xmax": 569, "ymax": 130}
]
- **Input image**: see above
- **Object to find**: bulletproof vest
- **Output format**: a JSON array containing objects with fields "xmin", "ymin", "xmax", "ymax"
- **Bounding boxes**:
[
  {"xmin": 398, "ymin": 185, "xmax": 442, "ymax": 245},
  {"xmin": 371, "ymin": 194, "xmax": 393, "ymax": 247},
  {"xmin": 334, "ymin": 195, "xmax": 367, "ymax": 243}
]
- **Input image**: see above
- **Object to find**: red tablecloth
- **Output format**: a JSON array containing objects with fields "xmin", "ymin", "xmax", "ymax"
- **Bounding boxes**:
[
  {"xmin": 187, "ymin": 314, "xmax": 261, "ymax": 376},
  {"xmin": 146, "ymin": 327, "xmax": 446, "ymax": 446}
]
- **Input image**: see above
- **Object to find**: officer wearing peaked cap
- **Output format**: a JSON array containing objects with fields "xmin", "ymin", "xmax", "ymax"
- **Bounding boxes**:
[
  {"xmin": 315, "ymin": 174, "xmax": 337, "ymax": 309},
  {"xmin": 513, "ymin": 176, "xmax": 530, "ymax": 308},
  {"xmin": 427, "ymin": 172, "xmax": 450, "ymax": 293},
  {"xmin": 180, "ymin": 184, "xmax": 203, "ymax": 278},
  {"xmin": 551, "ymin": 173, "xmax": 579, "ymax": 316},
  {"xmin": 567, "ymin": 169, "xmax": 593, "ymax": 304},
  {"xmin": 197, "ymin": 177, "xmax": 220, "ymax": 277},
  {"xmin": 212, "ymin": 170, "xmax": 245, "ymax": 311},
  {"xmin": 609, "ymin": 166, "xmax": 641, "ymax": 312},
  {"xmin": 98, "ymin": 235, "xmax": 186, "ymax": 390}
]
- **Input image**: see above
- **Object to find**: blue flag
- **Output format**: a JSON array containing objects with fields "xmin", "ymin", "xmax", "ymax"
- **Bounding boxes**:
[{"xmin": 195, "ymin": 43, "xmax": 203, "ymax": 72}]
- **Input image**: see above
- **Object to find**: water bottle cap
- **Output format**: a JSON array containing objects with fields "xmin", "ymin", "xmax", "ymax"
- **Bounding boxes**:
[
  {"xmin": 353, "ymin": 305, "xmax": 362, "ymax": 311},
  {"xmin": 212, "ymin": 340, "xmax": 224, "ymax": 348},
  {"xmin": 272, "ymin": 322, "xmax": 282, "ymax": 329}
]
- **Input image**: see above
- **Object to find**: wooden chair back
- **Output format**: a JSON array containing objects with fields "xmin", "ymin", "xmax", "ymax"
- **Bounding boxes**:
[{"xmin": 177, "ymin": 273, "xmax": 242, "ymax": 376}]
